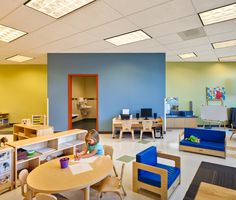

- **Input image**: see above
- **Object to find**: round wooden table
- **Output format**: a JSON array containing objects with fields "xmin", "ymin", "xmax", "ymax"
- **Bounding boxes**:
[{"xmin": 27, "ymin": 156, "xmax": 113, "ymax": 200}]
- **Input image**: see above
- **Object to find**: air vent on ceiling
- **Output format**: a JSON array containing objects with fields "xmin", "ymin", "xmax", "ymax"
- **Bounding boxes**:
[{"xmin": 178, "ymin": 27, "xmax": 206, "ymax": 41}]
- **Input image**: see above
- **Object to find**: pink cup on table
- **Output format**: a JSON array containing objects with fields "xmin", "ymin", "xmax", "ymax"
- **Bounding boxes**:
[{"xmin": 60, "ymin": 157, "xmax": 69, "ymax": 169}]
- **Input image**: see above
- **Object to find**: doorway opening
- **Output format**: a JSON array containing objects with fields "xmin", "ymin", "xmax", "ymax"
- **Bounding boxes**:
[{"xmin": 68, "ymin": 74, "xmax": 98, "ymax": 131}]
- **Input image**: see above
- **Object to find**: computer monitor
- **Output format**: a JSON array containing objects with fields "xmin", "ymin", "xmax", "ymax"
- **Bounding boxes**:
[{"xmin": 141, "ymin": 108, "xmax": 152, "ymax": 120}]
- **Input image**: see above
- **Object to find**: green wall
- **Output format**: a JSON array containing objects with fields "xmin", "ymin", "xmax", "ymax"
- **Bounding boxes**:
[
  {"xmin": 0, "ymin": 65, "xmax": 47, "ymax": 123},
  {"xmin": 166, "ymin": 62, "xmax": 236, "ymax": 123}
]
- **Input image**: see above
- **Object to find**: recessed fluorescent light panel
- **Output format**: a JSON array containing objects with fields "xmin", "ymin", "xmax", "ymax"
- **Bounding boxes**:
[
  {"xmin": 178, "ymin": 52, "xmax": 197, "ymax": 59},
  {"xmin": 6, "ymin": 55, "xmax": 33, "ymax": 63},
  {"xmin": 105, "ymin": 30, "xmax": 151, "ymax": 46},
  {"xmin": 199, "ymin": 3, "xmax": 236, "ymax": 25},
  {"xmin": 0, "ymin": 25, "xmax": 26, "ymax": 42},
  {"xmin": 219, "ymin": 55, "xmax": 236, "ymax": 62},
  {"xmin": 25, "ymin": 0, "xmax": 95, "ymax": 19},
  {"xmin": 212, "ymin": 39, "xmax": 236, "ymax": 49}
]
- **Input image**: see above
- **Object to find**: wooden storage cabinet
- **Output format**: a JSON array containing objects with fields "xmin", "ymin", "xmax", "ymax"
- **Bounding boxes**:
[
  {"xmin": 0, "ymin": 113, "xmax": 9, "ymax": 127},
  {"xmin": 0, "ymin": 147, "xmax": 13, "ymax": 194},
  {"xmin": 7, "ymin": 129, "xmax": 87, "ymax": 188},
  {"xmin": 13, "ymin": 124, "xmax": 54, "ymax": 141},
  {"xmin": 166, "ymin": 117, "xmax": 197, "ymax": 128}
]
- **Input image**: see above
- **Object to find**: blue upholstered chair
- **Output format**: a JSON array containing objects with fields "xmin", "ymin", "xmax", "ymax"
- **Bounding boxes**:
[{"xmin": 132, "ymin": 146, "xmax": 181, "ymax": 200}]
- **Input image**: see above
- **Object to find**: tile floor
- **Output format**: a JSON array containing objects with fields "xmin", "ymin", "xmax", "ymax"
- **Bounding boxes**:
[{"xmin": 0, "ymin": 128, "xmax": 236, "ymax": 200}]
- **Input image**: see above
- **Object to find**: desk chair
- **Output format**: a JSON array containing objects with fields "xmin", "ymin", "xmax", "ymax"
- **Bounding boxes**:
[
  {"xmin": 19, "ymin": 169, "xmax": 30, "ymax": 200},
  {"xmin": 36, "ymin": 193, "xmax": 57, "ymax": 200},
  {"xmin": 140, "ymin": 120, "xmax": 155, "ymax": 141},
  {"xmin": 119, "ymin": 120, "xmax": 134, "ymax": 141},
  {"xmin": 93, "ymin": 163, "xmax": 126, "ymax": 200}
]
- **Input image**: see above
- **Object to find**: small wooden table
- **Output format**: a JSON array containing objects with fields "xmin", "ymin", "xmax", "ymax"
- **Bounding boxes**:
[
  {"xmin": 27, "ymin": 156, "xmax": 113, "ymax": 200},
  {"xmin": 195, "ymin": 182, "xmax": 236, "ymax": 200}
]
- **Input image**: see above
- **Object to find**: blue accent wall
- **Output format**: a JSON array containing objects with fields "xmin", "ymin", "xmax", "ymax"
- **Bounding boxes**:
[{"xmin": 48, "ymin": 53, "xmax": 166, "ymax": 131}]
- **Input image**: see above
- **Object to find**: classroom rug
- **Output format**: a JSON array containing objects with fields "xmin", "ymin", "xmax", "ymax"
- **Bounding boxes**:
[
  {"xmin": 116, "ymin": 155, "xmax": 135, "ymax": 163},
  {"xmin": 137, "ymin": 140, "xmax": 151, "ymax": 144}
]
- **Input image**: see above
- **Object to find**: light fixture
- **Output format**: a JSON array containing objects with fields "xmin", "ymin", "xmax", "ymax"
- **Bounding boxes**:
[
  {"xmin": 6, "ymin": 55, "xmax": 33, "ymax": 62},
  {"xmin": 0, "ymin": 25, "xmax": 27, "ymax": 43},
  {"xmin": 25, "ymin": 0, "xmax": 96, "ymax": 19},
  {"xmin": 212, "ymin": 39, "xmax": 236, "ymax": 49},
  {"xmin": 104, "ymin": 30, "xmax": 151, "ymax": 46},
  {"xmin": 178, "ymin": 52, "xmax": 197, "ymax": 59},
  {"xmin": 219, "ymin": 55, "xmax": 236, "ymax": 62},
  {"xmin": 199, "ymin": 3, "xmax": 236, "ymax": 25}
]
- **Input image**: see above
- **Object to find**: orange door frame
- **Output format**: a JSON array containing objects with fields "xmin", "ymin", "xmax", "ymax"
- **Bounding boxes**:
[{"xmin": 68, "ymin": 74, "xmax": 99, "ymax": 130}]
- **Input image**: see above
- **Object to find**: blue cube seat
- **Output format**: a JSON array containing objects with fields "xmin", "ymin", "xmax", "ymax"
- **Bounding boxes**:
[
  {"xmin": 133, "ymin": 146, "xmax": 181, "ymax": 199},
  {"xmin": 136, "ymin": 146, "xmax": 180, "ymax": 188},
  {"xmin": 180, "ymin": 140, "xmax": 225, "ymax": 151},
  {"xmin": 138, "ymin": 163, "xmax": 180, "ymax": 189}
]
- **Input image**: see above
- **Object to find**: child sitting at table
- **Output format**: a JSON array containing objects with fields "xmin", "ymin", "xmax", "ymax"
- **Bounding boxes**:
[{"xmin": 75, "ymin": 129, "xmax": 104, "ymax": 159}]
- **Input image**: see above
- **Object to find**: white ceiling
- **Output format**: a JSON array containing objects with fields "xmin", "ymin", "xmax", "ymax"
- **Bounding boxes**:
[{"xmin": 0, "ymin": 0, "xmax": 236, "ymax": 64}]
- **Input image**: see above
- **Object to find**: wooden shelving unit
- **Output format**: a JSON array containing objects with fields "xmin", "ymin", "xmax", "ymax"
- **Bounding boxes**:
[
  {"xmin": 0, "ymin": 146, "xmax": 13, "ymax": 194},
  {"xmin": 0, "ymin": 113, "xmax": 9, "ymax": 127},
  {"xmin": 7, "ymin": 129, "xmax": 87, "ymax": 188},
  {"xmin": 13, "ymin": 124, "xmax": 54, "ymax": 141}
]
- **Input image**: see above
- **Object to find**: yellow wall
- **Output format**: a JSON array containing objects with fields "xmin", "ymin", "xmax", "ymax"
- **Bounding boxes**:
[
  {"xmin": 166, "ymin": 62, "xmax": 236, "ymax": 123},
  {"xmin": 0, "ymin": 65, "xmax": 47, "ymax": 123}
]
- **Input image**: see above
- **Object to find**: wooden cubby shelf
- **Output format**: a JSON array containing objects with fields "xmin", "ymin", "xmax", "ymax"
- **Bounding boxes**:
[
  {"xmin": 7, "ymin": 129, "xmax": 87, "ymax": 188},
  {"xmin": 13, "ymin": 124, "xmax": 54, "ymax": 141}
]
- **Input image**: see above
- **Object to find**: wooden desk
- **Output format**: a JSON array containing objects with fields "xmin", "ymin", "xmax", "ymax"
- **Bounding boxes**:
[
  {"xmin": 112, "ymin": 117, "xmax": 163, "ymax": 138},
  {"xmin": 195, "ymin": 182, "xmax": 236, "ymax": 200},
  {"xmin": 27, "ymin": 156, "xmax": 113, "ymax": 200}
]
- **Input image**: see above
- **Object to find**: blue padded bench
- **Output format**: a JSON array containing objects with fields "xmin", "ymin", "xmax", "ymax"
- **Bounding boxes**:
[
  {"xmin": 179, "ymin": 128, "xmax": 226, "ymax": 158},
  {"xmin": 133, "ymin": 146, "xmax": 181, "ymax": 200}
]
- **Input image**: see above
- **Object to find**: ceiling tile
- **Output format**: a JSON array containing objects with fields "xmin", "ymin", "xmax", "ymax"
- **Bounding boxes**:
[
  {"xmin": 60, "ymin": 1, "xmax": 122, "ymax": 32},
  {"xmin": 214, "ymin": 46, "xmax": 236, "ymax": 57},
  {"xmin": 127, "ymin": 0, "xmax": 196, "ymax": 28},
  {"xmin": 208, "ymin": 31, "xmax": 236, "ymax": 43},
  {"xmin": 86, "ymin": 18, "xmax": 138, "ymax": 40},
  {"xmin": 155, "ymin": 34, "xmax": 182, "ymax": 45},
  {"xmin": 63, "ymin": 40, "xmax": 114, "ymax": 53},
  {"xmin": 191, "ymin": 0, "xmax": 236, "ymax": 13},
  {"xmin": 144, "ymin": 15, "xmax": 202, "ymax": 37},
  {"xmin": 104, "ymin": 0, "xmax": 170, "ymax": 16},
  {"xmin": 0, "ymin": 5, "xmax": 55, "ymax": 33},
  {"xmin": 0, "ymin": 0, "xmax": 25, "ymax": 19},
  {"xmin": 27, "ymin": 31, "xmax": 99, "ymax": 55}
]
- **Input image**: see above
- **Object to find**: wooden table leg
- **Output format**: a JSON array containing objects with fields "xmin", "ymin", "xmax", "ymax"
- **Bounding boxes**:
[
  {"xmin": 27, "ymin": 189, "xmax": 33, "ymax": 200},
  {"xmin": 84, "ymin": 186, "xmax": 90, "ymax": 200}
]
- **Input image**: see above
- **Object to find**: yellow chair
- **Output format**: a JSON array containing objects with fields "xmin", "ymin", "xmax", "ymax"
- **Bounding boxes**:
[
  {"xmin": 36, "ymin": 193, "xmax": 57, "ymax": 200},
  {"xmin": 93, "ymin": 163, "xmax": 126, "ymax": 200},
  {"xmin": 119, "ymin": 120, "xmax": 134, "ymax": 141},
  {"xmin": 140, "ymin": 120, "xmax": 155, "ymax": 141},
  {"xmin": 19, "ymin": 169, "xmax": 29, "ymax": 200}
]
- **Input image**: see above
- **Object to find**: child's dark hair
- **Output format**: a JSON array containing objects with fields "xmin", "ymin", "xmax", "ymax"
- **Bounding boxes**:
[{"xmin": 85, "ymin": 129, "xmax": 99, "ymax": 144}]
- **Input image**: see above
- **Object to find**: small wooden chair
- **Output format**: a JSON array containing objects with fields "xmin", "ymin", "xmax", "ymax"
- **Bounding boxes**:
[
  {"xmin": 103, "ymin": 145, "xmax": 118, "ymax": 176},
  {"xmin": 120, "ymin": 120, "xmax": 134, "ymax": 141},
  {"xmin": 140, "ymin": 120, "xmax": 155, "ymax": 141},
  {"xmin": 36, "ymin": 193, "xmax": 57, "ymax": 200},
  {"xmin": 93, "ymin": 163, "xmax": 126, "ymax": 200},
  {"xmin": 19, "ymin": 169, "xmax": 29, "ymax": 200}
]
